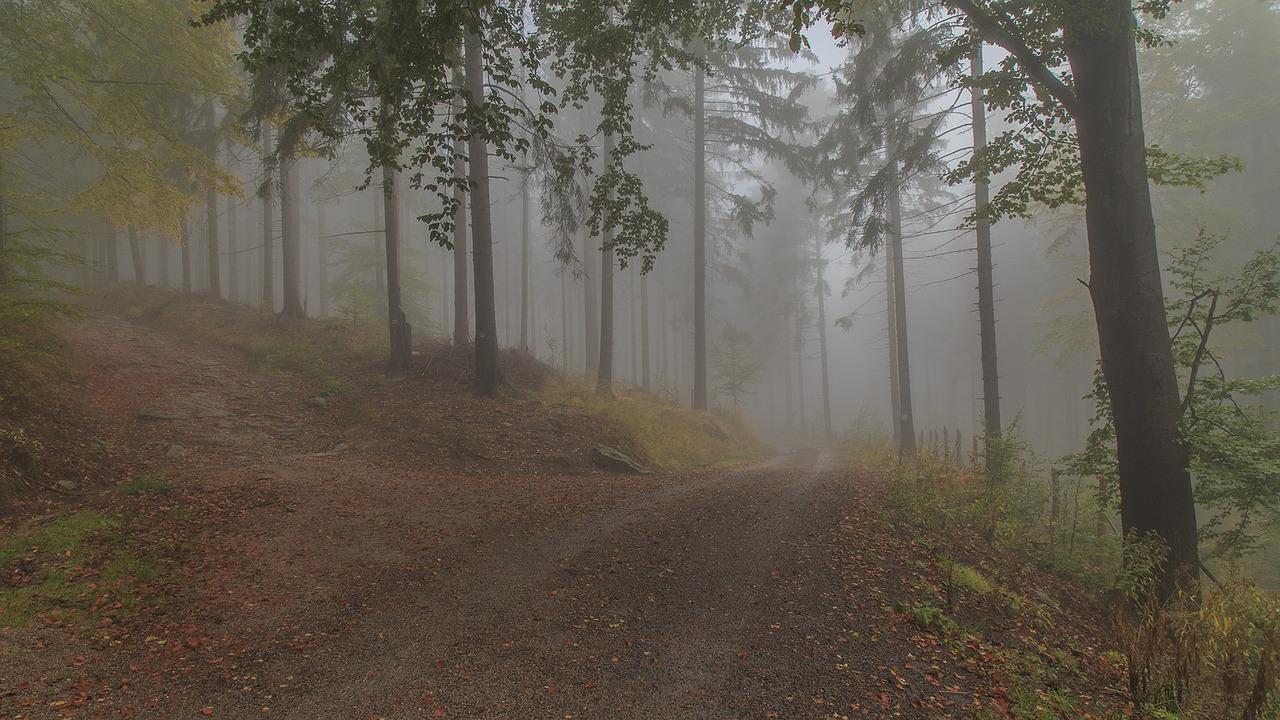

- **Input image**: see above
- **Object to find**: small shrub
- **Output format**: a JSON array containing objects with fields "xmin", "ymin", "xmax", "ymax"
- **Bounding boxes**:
[{"xmin": 117, "ymin": 472, "xmax": 174, "ymax": 496}]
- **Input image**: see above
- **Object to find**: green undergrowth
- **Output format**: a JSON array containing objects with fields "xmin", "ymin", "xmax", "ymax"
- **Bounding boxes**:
[
  {"xmin": 540, "ymin": 379, "xmax": 763, "ymax": 472},
  {"xmin": 0, "ymin": 508, "xmax": 166, "ymax": 628}
]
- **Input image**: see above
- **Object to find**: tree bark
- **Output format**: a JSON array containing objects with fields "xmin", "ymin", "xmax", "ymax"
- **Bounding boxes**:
[
  {"xmin": 382, "ymin": 165, "xmax": 413, "ymax": 372},
  {"xmin": 692, "ymin": 56, "xmax": 708, "ymax": 410},
  {"xmin": 280, "ymin": 148, "xmax": 304, "ymax": 319},
  {"xmin": 887, "ymin": 158, "xmax": 916, "ymax": 455},
  {"xmin": 465, "ymin": 29, "xmax": 501, "ymax": 395},
  {"xmin": 316, "ymin": 202, "xmax": 328, "ymax": 317},
  {"xmin": 205, "ymin": 101, "xmax": 221, "ymax": 300},
  {"xmin": 128, "ymin": 225, "xmax": 145, "ymax": 286},
  {"xmin": 1065, "ymin": 3, "xmax": 1199, "ymax": 594},
  {"xmin": 886, "ymin": 220, "xmax": 901, "ymax": 447},
  {"xmin": 795, "ymin": 313, "xmax": 806, "ymax": 434},
  {"xmin": 520, "ymin": 167, "xmax": 531, "ymax": 352},
  {"xmin": 971, "ymin": 43, "xmax": 1002, "ymax": 440},
  {"xmin": 641, "ymin": 270, "xmax": 651, "ymax": 391},
  {"xmin": 226, "ymin": 139, "xmax": 239, "ymax": 303},
  {"xmin": 261, "ymin": 126, "xmax": 275, "ymax": 311},
  {"xmin": 597, "ymin": 132, "xmax": 616, "ymax": 397},
  {"xmin": 814, "ymin": 235, "xmax": 832, "ymax": 441},
  {"xmin": 452, "ymin": 78, "xmax": 470, "ymax": 345},
  {"xmin": 582, "ymin": 112, "xmax": 599, "ymax": 378}
]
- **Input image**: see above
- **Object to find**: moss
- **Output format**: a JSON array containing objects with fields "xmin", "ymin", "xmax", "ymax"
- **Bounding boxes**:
[
  {"xmin": 0, "ymin": 510, "xmax": 164, "ymax": 628},
  {"xmin": 117, "ymin": 472, "xmax": 174, "ymax": 496},
  {"xmin": 949, "ymin": 562, "xmax": 994, "ymax": 595}
]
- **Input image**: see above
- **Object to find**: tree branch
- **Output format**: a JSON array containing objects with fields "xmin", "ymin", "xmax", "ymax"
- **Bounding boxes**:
[{"xmin": 947, "ymin": 0, "xmax": 1079, "ymax": 117}]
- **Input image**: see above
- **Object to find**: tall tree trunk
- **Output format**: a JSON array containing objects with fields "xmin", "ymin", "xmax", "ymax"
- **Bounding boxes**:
[
  {"xmin": 316, "ymin": 203, "xmax": 328, "ymax": 317},
  {"xmin": 373, "ymin": 189, "xmax": 387, "ymax": 321},
  {"xmin": 597, "ymin": 132, "xmax": 615, "ymax": 396},
  {"xmin": 886, "ymin": 230, "xmax": 901, "ymax": 447},
  {"xmin": 382, "ymin": 165, "xmax": 413, "ymax": 372},
  {"xmin": 280, "ymin": 148, "xmax": 304, "ymax": 319},
  {"xmin": 160, "ymin": 235, "xmax": 172, "ymax": 288},
  {"xmin": 180, "ymin": 212, "xmax": 192, "ymax": 293},
  {"xmin": 629, "ymin": 267, "xmax": 638, "ymax": 384},
  {"xmin": 520, "ymin": 169, "xmax": 531, "ymax": 352},
  {"xmin": 261, "ymin": 126, "xmax": 275, "ymax": 311},
  {"xmin": 814, "ymin": 235, "xmax": 832, "ymax": 441},
  {"xmin": 887, "ymin": 159, "xmax": 916, "ymax": 455},
  {"xmin": 561, "ymin": 268, "xmax": 570, "ymax": 372},
  {"xmin": 227, "ymin": 139, "xmax": 239, "ymax": 303},
  {"xmin": 784, "ymin": 314, "xmax": 795, "ymax": 430},
  {"xmin": 641, "ymin": 270, "xmax": 650, "ymax": 391},
  {"xmin": 465, "ymin": 29, "xmax": 501, "ymax": 395},
  {"xmin": 205, "ymin": 101, "xmax": 221, "ymax": 300},
  {"xmin": 795, "ymin": 314, "xmax": 806, "ymax": 434},
  {"xmin": 452, "ymin": 87, "xmax": 470, "ymax": 345},
  {"xmin": 128, "ymin": 225, "xmax": 145, "ymax": 286},
  {"xmin": 692, "ymin": 56, "xmax": 708, "ymax": 410},
  {"xmin": 971, "ymin": 44, "xmax": 1002, "ymax": 441},
  {"xmin": 1065, "ymin": 3, "xmax": 1198, "ymax": 594}
]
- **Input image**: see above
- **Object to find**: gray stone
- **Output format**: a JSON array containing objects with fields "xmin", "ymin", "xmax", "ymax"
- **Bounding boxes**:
[
  {"xmin": 55, "ymin": 479, "xmax": 79, "ymax": 492},
  {"xmin": 305, "ymin": 396, "xmax": 328, "ymax": 409},
  {"xmin": 164, "ymin": 444, "xmax": 188, "ymax": 459}
]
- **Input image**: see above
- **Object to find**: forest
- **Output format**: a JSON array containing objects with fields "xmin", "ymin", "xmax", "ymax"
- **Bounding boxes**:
[{"xmin": 2, "ymin": 0, "xmax": 1279, "ymax": 718}]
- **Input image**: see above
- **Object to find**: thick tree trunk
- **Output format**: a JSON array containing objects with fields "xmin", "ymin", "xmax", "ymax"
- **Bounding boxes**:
[
  {"xmin": 1066, "ymin": 4, "xmax": 1199, "ymax": 595},
  {"xmin": 971, "ymin": 44, "xmax": 1002, "ymax": 440},
  {"xmin": 280, "ymin": 149, "xmax": 304, "ymax": 320},
  {"xmin": 692, "ymin": 58, "xmax": 708, "ymax": 410},
  {"xmin": 465, "ymin": 29, "xmax": 501, "ymax": 395},
  {"xmin": 128, "ymin": 225, "xmax": 145, "ymax": 286},
  {"xmin": 452, "ymin": 81, "xmax": 470, "ymax": 346},
  {"xmin": 382, "ymin": 165, "xmax": 413, "ymax": 372},
  {"xmin": 582, "ymin": 114, "xmax": 599, "ymax": 377},
  {"xmin": 814, "ymin": 236, "xmax": 832, "ymax": 441},
  {"xmin": 597, "ymin": 133, "xmax": 616, "ymax": 397},
  {"xmin": 261, "ymin": 126, "xmax": 275, "ymax": 311},
  {"xmin": 887, "ymin": 159, "xmax": 916, "ymax": 455},
  {"xmin": 205, "ymin": 101, "xmax": 221, "ymax": 300},
  {"xmin": 373, "ymin": 189, "xmax": 387, "ymax": 321}
]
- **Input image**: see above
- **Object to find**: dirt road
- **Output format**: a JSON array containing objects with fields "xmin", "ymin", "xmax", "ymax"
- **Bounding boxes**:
[{"xmin": 2, "ymin": 316, "xmax": 1120, "ymax": 719}]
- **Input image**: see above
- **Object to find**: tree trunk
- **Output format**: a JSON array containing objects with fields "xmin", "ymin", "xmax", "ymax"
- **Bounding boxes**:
[
  {"xmin": 641, "ymin": 270, "xmax": 650, "ymax": 391},
  {"xmin": 316, "ymin": 203, "xmax": 328, "ymax": 317},
  {"xmin": 887, "ymin": 159, "xmax": 917, "ymax": 455},
  {"xmin": 280, "ymin": 148, "xmax": 304, "ymax": 319},
  {"xmin": 373, "ymin": 189, "xmax": 387, "ymax": 321},
  {"xmin": 160, "ymin": 235, "xmax": 172, "ymax": 288},
  {"xmin": 972, "ymin": 44, "xmax": 1002, "ymax": 441},
  {"xmin": 452, "ymin": 83, "xmax": 470, "ymax": 345},
  {"xmin": 582, "ymin": 113, "xmax": 599, "ymax": 377},
  {"xmin": 597, "ymin": 132, "xmax": 616, "ymax": 397},
  {"xmin": 1065, "ymin": 3, "xmax": 1199, "ymax": 595},
  {"xmin": 886, "ymin": 223, "xmax": 901, "ymax": 447},
  {"xmin": 382, "ymin": 165, "xmax": 413, "ymax": 372},
  {"xmin": 561, "ymin": 268, "xmax": 570, "ymax": 372},
  {"xmin": 796, "ymin": 314, "xmax": 806, "ymax": 434},
  {"xmin": 205, "ymin": 101, "xmax": 221, "ymax": 300},
  {"xmin": 692, "ymin": 56, "xmax": 708, "ymax": 410},
  {"xmin": 128, "ymin": 225, "xmax": 145, "ymax": 286},
  {"xmin": 520, "ymin": 169, "xmax": 531, "ymax": 353},
  {"xmin": 227, "ymin": 139, "xmax": 239, "ymax": 303},
  {"xmin": 261, "ymin": 126, "xmax": 275, "ymax": 311},
  {"xmin": 814, "ymin": 235, "xmax": 832, "ymax": 441},
  {"xmin": 465, "ymin": 29, "xmax": 501, "ymax": 395},
  {"xmin": 180, "ymin": 213, "xmax": 192, "ymax": 293}
]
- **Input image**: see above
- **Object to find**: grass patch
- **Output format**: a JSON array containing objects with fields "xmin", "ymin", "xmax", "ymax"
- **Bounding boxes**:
[
  {"xmin": 0, "ymin": 510, "xmax": 164, "ymax": 628},
  {"xmin": 539, "ymin": 380, "xmax": 763, "ymax": 472},
  {"xmin": 949, "ymin": 561, "xmax": 994, "ymax": 595},
  {"xmin": 117, "ymin": 472, "xmax": 174, "ymax": 496}
]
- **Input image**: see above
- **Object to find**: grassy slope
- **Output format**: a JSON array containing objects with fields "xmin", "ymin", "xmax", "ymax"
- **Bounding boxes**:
[{"xmin": 100, "ymin": 287, "xmax": 762, "ymax": 473}]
